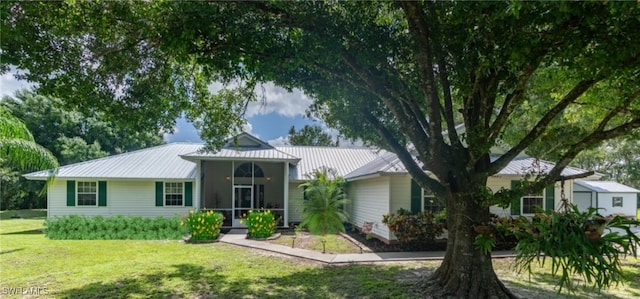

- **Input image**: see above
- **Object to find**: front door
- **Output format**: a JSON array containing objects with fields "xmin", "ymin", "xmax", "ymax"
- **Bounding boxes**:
[{"xmin": 233, "ymin": 185, "xmax": 253, "ymax": 227}]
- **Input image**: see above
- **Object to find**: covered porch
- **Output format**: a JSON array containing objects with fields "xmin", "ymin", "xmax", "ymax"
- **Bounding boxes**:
[{"xmin": 198, "ymin": 160, "xmax": 290, "ymax": 227}]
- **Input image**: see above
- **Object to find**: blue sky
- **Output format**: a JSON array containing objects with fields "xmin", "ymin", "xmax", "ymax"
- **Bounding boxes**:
[{"xmin": 1, "ymin": 72, "xmax": 330, "ymax": 145}]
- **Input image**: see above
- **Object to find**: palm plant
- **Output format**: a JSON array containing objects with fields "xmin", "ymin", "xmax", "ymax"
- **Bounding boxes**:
[
  {"xmin": 0, "ymin": 106, "xmax": 58, "ymax": 172},
  {"xmin": 299, "ymin": 168, "xmax": 348, "ymax": 235}
]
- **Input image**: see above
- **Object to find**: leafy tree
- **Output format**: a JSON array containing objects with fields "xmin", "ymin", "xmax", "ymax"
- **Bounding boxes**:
[
  {"xmin": 2, "ymin": 2, "xmax": 640, "ymax": 297},
  {"xmin": 0, "ymin": 106, "xmax": 58, "ymax": 172},
  {"xmin": 288, "ymin": 125, "xmax": 337, "ymax": 147},
  {"xmin": 572, "ymin": 135, "xmax": 640, "ymax": 189},
  {"xmin": 1, "ymin": 90, "xmax": 163, "ymax": 165},
  {"xmin": 0, "ymin": 106, "xmax": 58, "ymax": 209},
  {"xmin": 0, "ymin": 91, "xmax": 163, "ymax": 209},
  {"xmin": 299, "ymin": 168, "xmax": 348, "ymax": 235}
]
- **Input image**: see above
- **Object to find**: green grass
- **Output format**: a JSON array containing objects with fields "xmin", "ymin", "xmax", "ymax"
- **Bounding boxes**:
[
  {"xmin": 0, "ymin": 218, "xmax": 412, "ymax": 299},
  {"xmin": 1, "ymin": 211, "xmax": 639, "ymax": 298},
  {"xmin": 0, "ymin": 209, "xmax": 46, "ymax": 220}
]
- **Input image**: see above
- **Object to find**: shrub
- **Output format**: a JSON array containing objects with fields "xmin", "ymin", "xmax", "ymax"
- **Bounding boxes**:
[
  {"xmin": 382, "ymin": 209, "xmax": 445, "ymax": 246},
  {"xmin": 181, "ymin": 210, "xmax": 225, "ymax": 240},
  {"xmin": 501, "ymin": 205, "xmax": 640, "ymax": 293},
  {"xmin": 299, "ymin": 168, "xmax": 349, "ymax": 235},
  {"xmin": 242, "ymin": 209, "xmax": 277, "ymax": 238},
  {"xmin": 45, "ymin": 215, "xmax": 186, "ymax": 240}
]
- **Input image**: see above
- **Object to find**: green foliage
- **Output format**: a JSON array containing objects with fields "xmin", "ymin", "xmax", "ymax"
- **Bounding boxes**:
[
  {"xmin": 241, "ymin": 209, "xmax": 277, "ymax": 239},
  {"xmin": 505, "ymin": 206, "xmax": 640, "ymax": 293},
  {"xmin": 180, "ymin": 210, "xmax": 224, "ymax": 240},
  {"xmin": 0, "ymin": 91, "xmax": 164, "ymax": 210},
  {"xmin": 299, "ymin": 169, "xmax": 348, "ymax": 235},
  {"xmin": 45, "ymin": 215, "xmax": 186, "ymax": 240},
  {"xmin": 288, "ymin": 125, "xmax": 338, "ymax": 146},
  {"xmin": 0, "ymin": 105, "xmax": 58, "ymax": 172},
  {"xmin": 382, "ymin": 209, "xmax": 445, "ymax": 245}
]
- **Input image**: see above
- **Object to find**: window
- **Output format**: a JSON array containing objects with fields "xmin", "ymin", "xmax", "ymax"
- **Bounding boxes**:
[
  {"xmin": 522, "ymin": 195, "xmax": 543, "ymax": 215},
  {"xmin": 612, "ymin": 197, "xmax": 623, "ymax": 207},
  {"xmin": 165, "ymin": 182, "xmax": 184, "ymax": 206},
  {"xmin": 77, "ymin": 181, "xmax": 97, "ymax": 206},
  {"xmin": 422, "ymin": 189, "xmax": 443, "ymax": 213}
]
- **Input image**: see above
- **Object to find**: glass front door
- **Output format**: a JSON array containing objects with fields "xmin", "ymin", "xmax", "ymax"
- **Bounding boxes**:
[{"xmin": 233, "ymin": 185, "xmax": 253, "ymax": 226}]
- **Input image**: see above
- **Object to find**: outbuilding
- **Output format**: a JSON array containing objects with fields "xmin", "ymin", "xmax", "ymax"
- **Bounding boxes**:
[{"xmin": 573, "ymin": 180, "xmax": 640, "ymax": 218}]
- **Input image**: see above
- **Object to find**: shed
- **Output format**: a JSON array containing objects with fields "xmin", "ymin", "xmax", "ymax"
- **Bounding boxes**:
[{"xmin": 573, "ymin": 181, "xmax": 640, "ymax": 217}]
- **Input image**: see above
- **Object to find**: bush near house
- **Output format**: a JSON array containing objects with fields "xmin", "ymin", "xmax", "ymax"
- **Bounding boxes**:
[
  {"xmin": 242, "ymin": 209, "xmax": 278, "ymax": 238},
  {"xmin": 382, "ymin": 208, "xmax": 445, "ymax": 246},
  {"xmin": 181, "ymin": 210, "xmax": 225, "ymax": 240},
  {"xmin": 299, "ymin": 169, "xmax": 349, "ymax": 235},
  {"xmin": 45, "ymin": 215, "xmax": 186, "ymax": 240}
]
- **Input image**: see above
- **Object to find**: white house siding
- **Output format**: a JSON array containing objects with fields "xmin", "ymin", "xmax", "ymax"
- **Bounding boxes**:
[
  {"xmin": 486, "ymin": 176, "xmax": 570, "ymax": 217},
  {"xmin": 347, "ymin": 176, "xmax": 392, "ymax": 241},
  {"xmin": 389, "ymin": 175, "xmax": 411, "ymax": 213},
  {"xmin": 287, "ymin": 183, "xmax": 305, "ymax": 223},
  {"xmin": 47, "ymin": 180, "xmax": 193, "ymax": 219},
  {"xmin": 597, "ymin": 192, "xmax": 637, "ymax": 217}
]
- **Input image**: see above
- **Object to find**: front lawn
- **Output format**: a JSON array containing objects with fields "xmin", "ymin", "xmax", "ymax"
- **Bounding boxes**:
[
  {"xmin": 1, "ymin": 215, "xmax": 639, "ymax": 298},
  {"xmin": 1, "ymin": 218, "xmax": 412, "ymax": 298}
]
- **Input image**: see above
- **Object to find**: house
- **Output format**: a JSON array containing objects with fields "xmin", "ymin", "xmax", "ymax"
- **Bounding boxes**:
[
  {"xmin": 573, "ymin": 180, "xmax": 639, "ymax": 218},
  {"xmin": 25, "ymin": 132, "xmax": 600, "ymax": 243}
]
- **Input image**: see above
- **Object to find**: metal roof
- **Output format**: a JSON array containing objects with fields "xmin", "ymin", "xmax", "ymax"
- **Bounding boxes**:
[
  {"xmin": 496, "ymin": 157, "xmax": 588, "ymax": 177},
  {"xmin": 344, "ymin": 152, "xmax": 410, "ymax": 179},
  {"xmin": 24, "ymin": 143, "xmax": 202, "ymax": 180},
  {"xmin": 181, "ymin": 148, "xmax": 300, "ymax": 163},
  {"xmin": 575, "ymin": 181, "xmax": 640, "ymax": 193},
  {"xmin": 275, "ymin": 146, "xmax": 385, "ymax": 180}
]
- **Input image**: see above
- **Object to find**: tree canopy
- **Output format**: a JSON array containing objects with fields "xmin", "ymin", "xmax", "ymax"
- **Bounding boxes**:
[
  {"xmin": 2, "ymin": 1, "xmax": 639, "ymax": 297},
  {"xmin": 288, "ymin": 125, "xmax": 338, "ymax": 147},
  {"xmin": 1, "ymin": 90, "xmax": 164, "ymax": 165}
]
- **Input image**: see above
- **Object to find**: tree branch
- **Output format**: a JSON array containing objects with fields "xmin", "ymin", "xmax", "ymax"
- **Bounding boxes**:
[
  {"xmin": 362, "ymin": 111, "xmax": 445, "ymax": 195},
  {"xmin": 489, "ymin": 78, "xmax": 600, "ymax": 175},
  {"xmin": 400, "ymin": 2, "xmax": 445, "ymax": 153}
]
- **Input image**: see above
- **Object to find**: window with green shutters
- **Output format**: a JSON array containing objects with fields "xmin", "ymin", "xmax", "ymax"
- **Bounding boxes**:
[
  {"xmin": 156, "ymin": 181, "xmax": 193, "ymax": 207},
  {"xmin": 66, "ymin": 180, "xmax": 107, "ymax": 207}
]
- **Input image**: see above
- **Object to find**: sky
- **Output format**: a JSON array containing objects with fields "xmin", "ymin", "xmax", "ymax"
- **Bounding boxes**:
[{"xmin": 0, "ymin": 71, "xmax": 332, "ymax": 146}]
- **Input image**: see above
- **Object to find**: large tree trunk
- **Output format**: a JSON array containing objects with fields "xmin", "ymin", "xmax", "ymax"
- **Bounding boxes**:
[{"xmin": 427, "ymin": 184, "xmax": 518, "ymax": 299}]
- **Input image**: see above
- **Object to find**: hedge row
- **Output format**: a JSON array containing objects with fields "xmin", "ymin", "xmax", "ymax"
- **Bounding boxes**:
[{"xmin": 45, "ymin": 215, "xmax": 187, "ymax": 240}]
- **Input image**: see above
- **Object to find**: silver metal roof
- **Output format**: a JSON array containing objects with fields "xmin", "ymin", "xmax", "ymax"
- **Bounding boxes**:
[
  {"xmin": 344, "ymin": 152, "xmax": 410, "ymax": 179},
  {"xmin": 575, "ymin": 181, "xmax": 640, "ymax": 193},
  {"xmin": 181, "ymin": 148, "xmax": 300, "ymax": 163},
  {"xmin": 496, "ymin": 157, "xmax": 588, "ymax": 177},
  {"xmin": 24, "ymin": 143, "xmax": 202, "ymax": 180},
  {"xmin": 276, "ymin": 146, "xmax": 385, "ymax": 180}
]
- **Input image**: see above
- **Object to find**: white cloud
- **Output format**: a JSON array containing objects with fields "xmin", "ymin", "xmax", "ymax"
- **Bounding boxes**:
[
  {"xmin": 0, "ymin": 68, "xmax": 34, "ymax": 97},
  {"xmin": 208, "ymin": 81, "xmax": 312, "ymax": 118},
  {"xmin": 247, "ymin": 83, "xmax": 312, "ymax": 118},
  {"xmin": 267, "ymin": 136, "xmax": 290, "ymax": 146}
]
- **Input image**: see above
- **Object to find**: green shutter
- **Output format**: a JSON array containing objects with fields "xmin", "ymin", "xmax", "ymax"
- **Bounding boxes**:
[
  {"xmin": 185, "ymin": 182, "xmax": 193, "ymax": 206},
  {"xmin": 155, "ymin": 182, "xmax": 164, "ymax": 207},
  {"xmin": 510, "ymin": 180, "xmax": 521, "ymax": 215},
  {"xmin": 66, "ymin": 180, "xmax": 76, "ymax": 207},
  {"xmin": 98, "ymin": 181, "xmax": 107, "ymax": 206},
  {"xmin": 545, "ymin": 184, "xmax": 555, "ymax": 211},
  {"xmin": 410, "ymin": 179, "xmax": 422, "ymax": 213}
]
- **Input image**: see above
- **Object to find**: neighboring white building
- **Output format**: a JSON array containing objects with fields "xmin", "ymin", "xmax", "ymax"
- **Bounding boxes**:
[
  {"xmin": 26, "ymin": 132, "xmax": 611, "ymax": 243},
  {"xmin": 573, "ymin": 181, "xmax": 639, "ymax": 218}
]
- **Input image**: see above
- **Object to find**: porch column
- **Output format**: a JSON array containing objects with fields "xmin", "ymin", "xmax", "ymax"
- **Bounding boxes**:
[
  {"xmin": 283, "ymin": 161, "xmax": 289, "ymax": 227},
  {"xmin": 194, "ymin": 160, "xmax": 202, "ymax": 210}
]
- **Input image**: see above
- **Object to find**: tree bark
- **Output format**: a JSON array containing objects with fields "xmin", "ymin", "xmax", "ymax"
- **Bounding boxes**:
[{"xmin": 427, "ymin": 184, "xmax": 518, "ymax": 299}]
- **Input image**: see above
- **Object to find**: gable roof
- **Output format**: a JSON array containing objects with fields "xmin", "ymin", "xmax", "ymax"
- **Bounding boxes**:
[
  {"xmin": 24, "ymin": 143, "xmax": 202, "ymax": 180},
  {"xmin": 575, "ymin": 181, "xmax": 640, "ymax": 193}
]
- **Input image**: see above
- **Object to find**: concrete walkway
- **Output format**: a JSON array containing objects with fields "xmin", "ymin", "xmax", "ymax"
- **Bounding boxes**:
[{"xmin": 220, "ymin": 229, "xmax": 516, "ymax": 264}]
